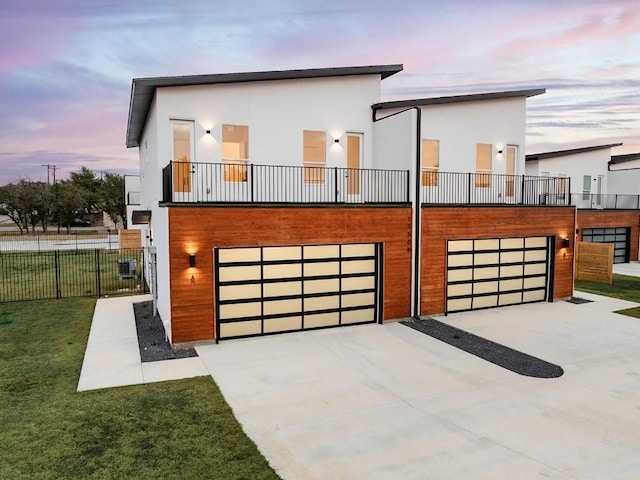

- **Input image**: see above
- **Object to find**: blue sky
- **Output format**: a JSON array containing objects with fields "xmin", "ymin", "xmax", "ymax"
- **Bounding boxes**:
[{"xmin": 1, "ymin": 0, "xmax": 639, "ymax": 184}]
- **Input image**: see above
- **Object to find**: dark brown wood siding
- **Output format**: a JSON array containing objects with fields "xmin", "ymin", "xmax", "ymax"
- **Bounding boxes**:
[
  {"xmin": 577, "ymin": 210, "xmax": 640, "ymax": 262},
  {"xmin": 421, "ymin": 206, "xmax": 576, "ymax": 315},
  {"xmin": 168, "ymin": 206, "xmax": 412, "ymax": 343}
]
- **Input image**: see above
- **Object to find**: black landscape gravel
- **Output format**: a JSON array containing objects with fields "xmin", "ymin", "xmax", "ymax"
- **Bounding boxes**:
[
  {"xmin": 133, "ymin": 301, "xmax": 198, "ymax": 363},
  {"xmin": 566, "ymin": 297, "xmax": 593, "ymax": 304},
  {"xmin": 401, "ymin": 318, "xmax": 563, "ymax": 378}
]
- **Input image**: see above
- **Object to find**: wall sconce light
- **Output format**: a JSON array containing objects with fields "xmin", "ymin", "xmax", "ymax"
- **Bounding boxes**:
[
  {"xmin": 334, "ymin": 138, "xmax": 340, "ymax": 143},
  {"xmin": 562, "ymin": 237, "xmax": 570, "ymax": 248},
  {"xmin": 205, "ymin": 129, "xmax": 211, "ymax": 135},
  {"xmin": 497, "ymin": 149, "xmax": 503, "ymax": 155},
  {"xmin": 189, "ymin": 253, "xmax": 196, "ymax": 268}
]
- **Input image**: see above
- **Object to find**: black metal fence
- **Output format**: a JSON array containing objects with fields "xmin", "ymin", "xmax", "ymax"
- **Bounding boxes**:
[
  {"xmin": 571, "ymin": 193, "xmax": 640, "ymax": 210},
  {"xmin": 0, "ymin": 248, "xmax": 147, "ymax": 303},
  {"xmin": 163, "ymin": 161, "xmax": 410, "ymax": 204},
  {"xmin": 421, "ymin": 171, "xmax": 571, "ymax": 206}
]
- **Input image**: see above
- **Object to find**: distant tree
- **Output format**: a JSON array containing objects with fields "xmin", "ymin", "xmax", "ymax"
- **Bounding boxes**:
[
  {"xmin": 51, "ymin": 181, "xmax": 86, "ymax": 232},
  {"xmin": 69, "ymin": 167, "xmax": 101, "ymax": 215},
  {"xmin": 0, "ymin": 183, "xmax": 29, "ymax": 232},
  {"xmin": 99, "ymin": 172, "xmax": 126, "ymax": 229},
  {"xmin": 0, "ymin": 180, "xmax": 51, "ymax": 233}
]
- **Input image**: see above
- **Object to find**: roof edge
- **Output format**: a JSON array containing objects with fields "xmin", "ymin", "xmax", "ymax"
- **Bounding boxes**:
[
  {"xmin": 526, "ymin": 143, "xmax": 623, "ymax": 161},
  {"xmin": 372, "ymin": 88, "xmax": 546, "ymax": 111}
]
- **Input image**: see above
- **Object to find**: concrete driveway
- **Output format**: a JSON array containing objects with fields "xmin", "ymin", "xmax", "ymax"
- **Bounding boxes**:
[{"xmin": 197, "ymin": 292, "xmax": 640, "ymax": 480}]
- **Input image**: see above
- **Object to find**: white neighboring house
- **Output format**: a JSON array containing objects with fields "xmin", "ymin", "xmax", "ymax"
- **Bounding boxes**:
[
  {"xmin": 525, "ymin": 143, "xmax": 622, "ymax": 208},
  {"xmin": 608, "ymin": 153, "xmax": 640, "ymax": 199}
]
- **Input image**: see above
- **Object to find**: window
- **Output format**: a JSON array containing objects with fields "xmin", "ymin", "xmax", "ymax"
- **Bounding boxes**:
[
  {"xmin": 475, "ymin": 143, "xmax": 492, "ymax": 187},
  {"xmin": 303, "ymin": 130, "xmax": 326, "ymax": 184},
  {"xmin": 172, "ymin": 120, "xmax": 194, "ymax": 193},
  {"xmin": 582, "ymin": 175, "xmax": 592, "ymax": 200},
  {"xmin": 421, "ymin": 139, "xmax": 439, "ymax": 186},
  {"xmin": 222, "ymin": 125, "xmax": 249, "ymax": 182}
]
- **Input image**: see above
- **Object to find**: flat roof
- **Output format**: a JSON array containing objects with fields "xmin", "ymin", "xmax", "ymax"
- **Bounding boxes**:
[
  {"xmin": 126, "ymin": 64, "xmax": 403, "ymax": 148},
  {"xmin": 609, "ymin": 152, "xmax": 640, "ymax": 165},
  {"xmin": 371, "ymin": 88, "xmax": 545, "ymax": 112},
  {"xmin": 526, "ymin": 143, "xmax": 623, "ymax": 161}
]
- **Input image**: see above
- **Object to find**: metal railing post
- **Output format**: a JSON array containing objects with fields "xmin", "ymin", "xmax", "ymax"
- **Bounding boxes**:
[
  {"xmin": 406, "ymin": 170, "xmax": 411, "ymax": 203},
  {"xmin": 250, "ymin": 163, "xmax": 255, "ymax": 203},
  {"xmin": 467, "ymin": 172, "xmax": 471, "ymax": 203},
  {"xmin": 95, "ymin": 249, "xmax": 101, "ymax": 297},
  {"xmin": 54, "ymin": 251, "xmax": 61, "ymax": 299},
  {"xmin": 334, "ymin": 167, "xmax": 339, "ymax": 203}
]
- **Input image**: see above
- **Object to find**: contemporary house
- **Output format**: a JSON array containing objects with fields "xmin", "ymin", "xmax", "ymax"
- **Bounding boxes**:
[
  {"xmin": 126, "ymin": 64, "xmax": 575, "ymax": 345},
  {"xmin": 526, "ymin": 144, "xmax": 640, "ymax": 263}
]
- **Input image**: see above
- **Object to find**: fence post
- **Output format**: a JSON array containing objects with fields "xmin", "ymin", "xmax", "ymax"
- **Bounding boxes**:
[
  {"xmin": 54, "ymin": 251, "xmax": 61, "ymax": 299},
  {"xmin": 95, "ymin": 249, "xmax": 101, "ymax": 297},
  {"xmin": 75, "ymin": 232, "xmax": 78, "ymax": 250}
]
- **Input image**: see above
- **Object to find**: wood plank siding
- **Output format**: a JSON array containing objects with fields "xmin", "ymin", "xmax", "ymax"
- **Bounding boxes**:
[
  {"xmin": 577, "ymin": 210, "xmax": 640, "ymax": 262},
  {"xmin": 420, "ymin": 207, "xmax": 576, "ymax": 315},
  {"xmin": 168, "ymin": 206, "xmax": 412, "ymax": 343}
]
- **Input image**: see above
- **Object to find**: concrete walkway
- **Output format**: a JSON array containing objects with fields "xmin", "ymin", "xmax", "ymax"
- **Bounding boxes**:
[
  {"xmin": 77, "ymin": 295, "xmax": 208, "ymax": 392},
  {"xmin": 613, "ymin": 261, "xmax": 640, "ymax": 278},
  {"xmin": 197, "ymin": 293, "xmax": 640, "ymax": 480}
]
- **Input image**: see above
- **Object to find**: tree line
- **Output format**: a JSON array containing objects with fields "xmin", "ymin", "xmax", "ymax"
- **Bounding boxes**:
[{"xmin": 0, "ymin": 167, "xmax": 126, "ymax": 233}]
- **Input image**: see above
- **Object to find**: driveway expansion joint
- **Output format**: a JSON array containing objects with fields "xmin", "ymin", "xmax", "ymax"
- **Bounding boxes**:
[{"xmin": 401, "ymin": 318, "xmax": 564, "ymax": 378}]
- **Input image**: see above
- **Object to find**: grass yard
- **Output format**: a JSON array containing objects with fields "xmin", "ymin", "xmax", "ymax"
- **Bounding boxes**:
[
  {"xmin": 0, "ymin": 249, "xmax": 145, "ymax": 302},
  {"xmin": 574, "ymin": 273, "xmax": 640, "ymax": 319},
  {"xmin": 0, "ymin": 298, "xmax": 280, "ymax": 479}
]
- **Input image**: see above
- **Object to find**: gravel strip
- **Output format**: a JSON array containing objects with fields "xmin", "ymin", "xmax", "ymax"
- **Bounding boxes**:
[
  {"xmin": 401, "ymin": 318, "xmax": 563, "ymax": 378},
  {"xmin": 566, "ymin": 297, "xmax": 593, "ymax": 304},
  {"xmin": 133, "ymin": 301, "xmax": 197, "ymax": 363}
]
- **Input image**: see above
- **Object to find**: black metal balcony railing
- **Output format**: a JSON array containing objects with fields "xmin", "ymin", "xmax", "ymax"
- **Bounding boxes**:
[
  {"xmin": 421, "ymin": 171, "xmax": 571, "ymax": 206},
  {"xmin": 126, "ymin": 191, "xmax": 140, "ymax": 205},
  {"xmin": 571, "ymin": 193, "xmax": 640, "ymax": 210},
  {"xmin": 163, "ymin": 162, "xmax": 411, "ymax": 204}
]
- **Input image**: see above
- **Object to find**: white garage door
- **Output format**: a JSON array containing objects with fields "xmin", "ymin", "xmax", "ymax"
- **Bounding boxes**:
[
  {"xmin": 215, "ymin": 243, "xmax": 381, "ymax": 340},
  {"xmin": 446, "ymin": 236, "xmax": 550, "ymax": 313}
]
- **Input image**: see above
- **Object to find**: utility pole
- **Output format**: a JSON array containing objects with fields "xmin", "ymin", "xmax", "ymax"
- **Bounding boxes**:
[{"xmin": 40, "ymin": 164, "xmax": 58, "ymax": 184}]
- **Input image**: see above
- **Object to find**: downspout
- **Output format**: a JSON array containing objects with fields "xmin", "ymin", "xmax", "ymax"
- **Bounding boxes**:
[{"xmin": 372, "ymin": 106, "xmax": 422, "ymax": 319}]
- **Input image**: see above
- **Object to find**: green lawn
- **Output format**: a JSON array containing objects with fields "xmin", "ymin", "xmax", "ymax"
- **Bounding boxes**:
[
  {"xmin": 0, "ymin": 298, "xmax": 280, "ymax": 479},
  {"xmin": 0, "ymin": 249, "xmax": 145, "ymax": 302},
  {"xmin": 575, "ymin": 273, "xmax": 640, "ymax": 319}
]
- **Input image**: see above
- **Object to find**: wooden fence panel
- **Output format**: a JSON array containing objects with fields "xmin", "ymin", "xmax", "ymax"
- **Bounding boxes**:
[
  {"xmin": 119, "ymin": 230, "xmax": 142, "ymax": 250},
  {"xmin": 575, "ymin": 242, "xmax": 613, "ymax": 284}
]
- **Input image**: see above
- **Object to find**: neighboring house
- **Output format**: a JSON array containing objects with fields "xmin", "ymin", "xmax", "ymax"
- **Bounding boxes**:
[
  {"xmin": 126, "ymin": 64, "xmax": 575, "ymax": 345},
  {"xmin": 124, "ymin": 174, "xmax": 141, "ymax": 228},
  {"xmin": 526, "ymin": 145, "xmax": 640, "ymax": 263},
  {"xmin": 608, "ymin": 152, "xmax": 640, "ymax": 197}
]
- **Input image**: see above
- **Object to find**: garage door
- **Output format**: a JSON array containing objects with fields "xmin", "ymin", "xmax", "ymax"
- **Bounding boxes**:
[
  {"xmin": 215, "ymin": 243, "xmax": 381, "ymax": 340},
  {"xmin": 446, "ymin": 236, "xmax": 550, "ymax": 313},
  {"xmin": 581, "ymin": 228, "xmax": 629, "ymax": 264}
]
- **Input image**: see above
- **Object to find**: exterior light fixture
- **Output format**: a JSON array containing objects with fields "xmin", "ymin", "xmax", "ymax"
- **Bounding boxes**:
[
  {"xmin": 334, "ymin": 138, "xmax": 340, "ymax": 143},
  {"xmin": 497, "ymin": 149, "xmax": 503, "ymax": 154},
  {"xmin": 205, "ymin": 129, "xmax": 211, "ymax": 135},
  {"xmin": 562, "ymin": 237, "xmax": 570, "ymax": 248},
  {"xmin": 189, "ymin": 254, "xmax": 196, "ymax": 267}
]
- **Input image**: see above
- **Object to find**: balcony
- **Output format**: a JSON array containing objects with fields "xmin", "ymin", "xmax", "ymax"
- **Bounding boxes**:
[
  {"xmin": 571, "ymin": 193, "xmax": 640, "ymax": 210},
  {"xmin": 421, "ymin": 171, "xmax": 571, "ymax": 206},
  {"xmin": 162, "ymin": 162, "xmax": 410, "ymax": 204}
]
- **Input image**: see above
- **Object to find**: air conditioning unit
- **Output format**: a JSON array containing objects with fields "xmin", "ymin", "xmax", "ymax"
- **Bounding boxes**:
[{"xmin": 118, "ymin": 259, "xmax": 137, "ymax": 279}]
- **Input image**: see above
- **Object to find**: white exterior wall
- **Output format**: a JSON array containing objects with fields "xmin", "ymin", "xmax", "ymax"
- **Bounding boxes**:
[
  {"xmin": 527, "ymin": 150, "xmax": 610, "ymax": 207},
  {"xmin": 420, "ymin": 97, "xmax": 528, "ymax": 174},
  {"xmin": 608, "ymin": 168, "xmax": 640, "ymax": 195}
]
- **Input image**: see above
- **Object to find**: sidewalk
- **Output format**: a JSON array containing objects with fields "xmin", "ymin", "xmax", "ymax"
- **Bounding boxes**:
[
  {"xmin": 77, "ymin": 295, "xmax": 208, "ymax": 392},
  {"xmin": 613, "ymin": 262, "xmax": 640, "ymax": 278}
]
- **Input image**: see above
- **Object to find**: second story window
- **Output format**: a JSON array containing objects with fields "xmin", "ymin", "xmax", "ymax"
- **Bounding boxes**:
[
  {"xmin": 172, "ymin": 120, "xmax": 194, "ymax": 193},
  {"xmin": 475, "ymin": 143, "xmax": 492, "ymax": 188},
  {"xmin": 303, "ymin": 130, "xmax": 326, "ymax": 184},
  {"xmin": 421, "ymin": 139, "xmax": 439, "ymax": 186},
  {"xmin": 222, "ymin": 125, "xmax": 249, "ymax": 182}
]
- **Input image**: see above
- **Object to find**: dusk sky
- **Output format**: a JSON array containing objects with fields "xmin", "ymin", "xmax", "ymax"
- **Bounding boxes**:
[{"xmin": 1, "ymin": 0, "xmax": 639, "ymax": 184}]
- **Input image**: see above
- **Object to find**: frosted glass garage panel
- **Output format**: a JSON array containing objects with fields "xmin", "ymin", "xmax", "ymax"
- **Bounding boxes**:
[
  {"xmin": 263, "ymin": 246, "xmax": 301, "ymax": 261},
  {"xmin": 448, "ymin": 254, "xmax": 473, "ymax": 267},
  {"xmin": 501, "ymin": 265, "xmax": 524, "ymax": 277},
  {"xmin": 474, "ymin": 252, "xmax": 499, "ymax": 265},
  {"xmin": 525, "ymin": 237, "xmax": 547, "ymax": 248},
  {"xmin": 342, "ymin": 259, "xmax": 375, "ymax": 274},
  {"xmin": 341, "ymin": 275, "xmax": 375, "ymax": 291},
  {"xmin": 474, "ymin": 281, "xmax": 498, "ymax": 294},
  {"xmin": 304, "ymin": 245, "xmax": 339, "ymax": 259},
  {"xmin": 218, "ymin": 248, "xmax": 261, "ymax": 263},
  {"xmin": 524, "ymin": 264, "xmax": 546, "ymax": 275},
  {"xmin": 524, "ymin": 277, "xmax": 546, "ymax": 289},
  {"xmin": 475, "ymin": 267, "xmax": 499, "ymax": 280},
  {"xmin": 475, "ymin": 239, "xmax": 499, "ymax": 250},
  {"xmin": 448, "ymin": 269, "xmax": 473, "ymax": 282},
  {"xmin": 304, "ymin": 295, "xmax": 339, "ymax": 311},
  {"xmin": 342, "ymin": 292, "xmax": 375, "ymax": 308},
  {"xmin": 448, "ymin": 240, "xmax": 473, "ymax": 252},
  {"xmin": 448, "ymin": 283, "xmax": 472, "ymax": 296},
  {"xmin": 263, "ymin": 316, "xmax": 302, "ymax": 333},
  {"xmin": 263, "ymin": 298, "xmax": 302, "ymax": 316},
  {"xmin": 448, "ymin": 298, "xmax": 471, "ymax": 311},
  {"xmin": 220, "ymin": 320, "xmax": 262, "ymax": 338},
  {"xmin": 524, "ymin": 250, "xmax": 547, "ymax": 262},
  {"xmin": 499, "ymin": 292, "xmax": 522, "ymax": 306},
  {"xmin": 473, "ymin": 295, "xmax": 498, "ymax": 308},
  {"xmin": 304, "ymin": 278, "xmax": 339, "ymax": 294},
  {"xmin": 264, "ymin": 263, "xmax": 301, "ymax": 279},
  {"xmin": 218, "ymin": 265, "xmax": 261, "ymax": 282},
  {"xmin": 341, "ymin": 308, "xmax": 374, "ymax": 324},
  {"xmin": 263, "ymin": 281, "xmax": 302, "ymax": 298},
  {"xmin": 305, "ymin": 262, "xmax": 339, "ymax": 276},
  {"xmin": 341, "ymin": 243, "xmax": 375, "ymax": 257},
  {"xmin": 220, "ymin": 302, "xmax": 261, "ymax": 319},
  {"xmin": 500, "ymin": 279, "xmax": 523, "ymax": 292},
  {"xmin": 304, "ymin": 312, "xmax": 339, "ymax": 328},
  {"xmin": 500, "ymin": 251, "xmax": 523, "ymax": 263},
  {"xmin": 523, "ymin": 290, "xmax": 546, "ymax": 302},
  {"xmin": 218, "ymin": 284, "xmax": 261, "ymax": 301},
  {"xmin": 501, "ymin": 238, "xmax": 524, "ymax": 249}
]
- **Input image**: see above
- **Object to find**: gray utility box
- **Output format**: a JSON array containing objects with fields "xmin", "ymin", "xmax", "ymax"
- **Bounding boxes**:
[{"xmin": 118, "ymin": 259, "xmax": 137, "ymax": 279}]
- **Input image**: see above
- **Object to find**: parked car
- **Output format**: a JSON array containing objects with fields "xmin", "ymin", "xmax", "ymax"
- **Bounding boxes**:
[{"xmin": 71, "ymin": 218, "xmax": 91, "ymax": 227}]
